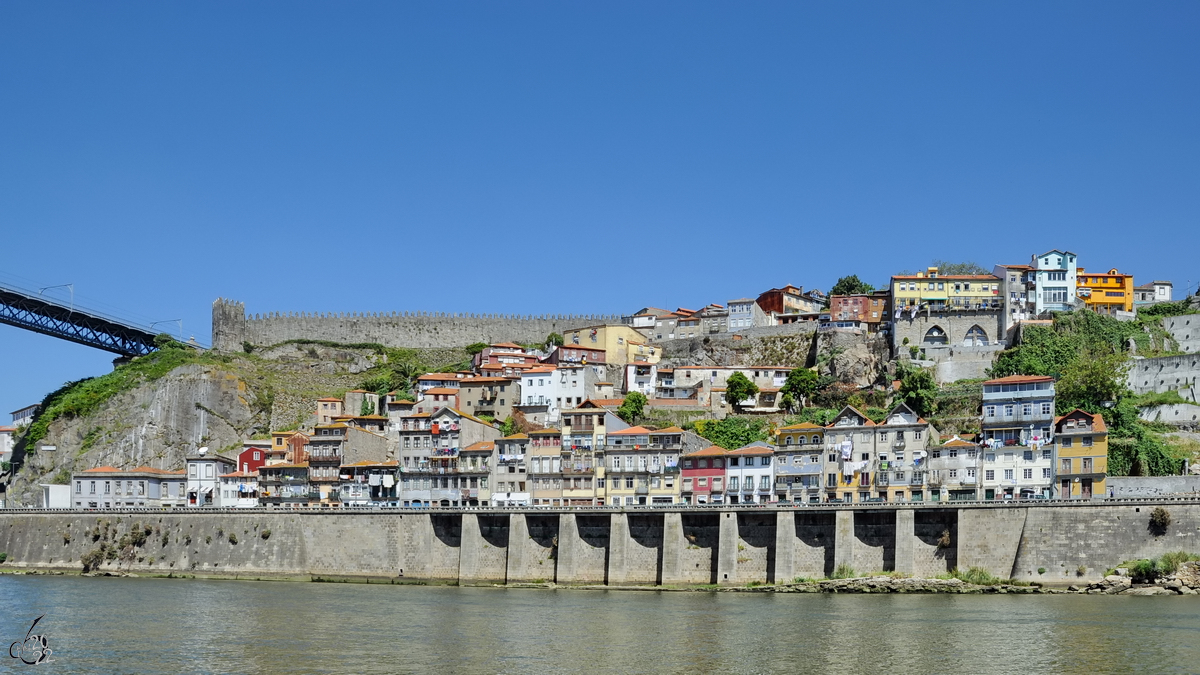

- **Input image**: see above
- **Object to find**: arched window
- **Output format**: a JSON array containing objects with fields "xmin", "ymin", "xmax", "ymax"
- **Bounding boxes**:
[
  {"xmin": 964, "ymin": 325, "xmax": 989, "ymax": 346},
  {"xmin": 784, "ymin": 435, "xmax": 793, "ymax": 445},
  {"xmin": 811, "ymin": 434, "xmax": 821, "ymax": 444},
  {"xmin": 923, "ymin": 326, "xmax": 948, "ymax": 345}
]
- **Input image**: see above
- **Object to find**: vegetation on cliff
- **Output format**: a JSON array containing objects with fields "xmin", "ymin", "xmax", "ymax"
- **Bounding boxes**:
[
  {"xmin": 23, "ymin": 336, "xmax": 208, "ymax": 449},
  {"xmin": 989, "ymin": 309, "xmax": 1193, "ymax": 476}
]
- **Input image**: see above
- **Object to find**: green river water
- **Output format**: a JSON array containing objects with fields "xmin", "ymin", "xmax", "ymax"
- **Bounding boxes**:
[{"xmin": 2, "ymin": 575, "xmax": 1199, "ymax": 674}]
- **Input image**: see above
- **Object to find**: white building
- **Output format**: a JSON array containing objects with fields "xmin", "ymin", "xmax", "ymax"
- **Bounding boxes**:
[
  {"xmin": 516, "ymin": 364, "xmax": 606, "ymax": 424},
  {"xmin": 217, "ymin": 471, "xmax": 260, "ymax": 507},
  {"xmin": 186, "ymin": 450, "xmax": 236, "ymax": 507},
  {"xmin": 726, "ymin": 442, "xmax": 776, "ymax": 504},
  {"xmin": 0, "ymin": 425, "xmax": 14, "ymax": 467},
  {"xmin": 10, "ymin": 405, "xmax": 36, "ymax": 428},
  {"xmin": 1031, "ymin": 249, "xmax": 1078, "ymax": 314}
]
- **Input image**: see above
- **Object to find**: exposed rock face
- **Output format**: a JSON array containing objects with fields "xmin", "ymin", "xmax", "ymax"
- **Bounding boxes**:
[
  {"xmin": 814, "ymin": 331, "xmax": 891, "ymax": 389},
  {"xmin": 1, "ymin": 345, "xmax": 420, "ymax": 507}
]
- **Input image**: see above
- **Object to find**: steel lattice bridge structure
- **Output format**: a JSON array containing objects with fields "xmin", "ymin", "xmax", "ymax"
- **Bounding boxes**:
[{"xmin": 0, "ymin": 280, "xmax": 190, "ymax": 357}]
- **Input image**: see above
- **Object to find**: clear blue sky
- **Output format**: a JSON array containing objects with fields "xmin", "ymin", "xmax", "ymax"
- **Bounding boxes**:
[{"xmin": 1, "ymin": 1, "xmax": 1198, "ymax": 417}]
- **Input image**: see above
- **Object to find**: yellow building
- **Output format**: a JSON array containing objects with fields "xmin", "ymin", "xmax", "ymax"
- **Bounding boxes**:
[
  {"xmin": 563, "ymin": 324, "xmax": 659, "ymax": 366},
  {"xmin": 891, "ymin": 267, "xmax": 1003, "ymax": 312},
  {"xmin": 1076, "ymin": 267, "xmax": 1134, "ymax": 315},
  {"xmin": 777, "ymin": 422, "xmax": 826, "ymax": 448},
  {"xmin": 1053, "ymin": 409, "xmax": 1108, "ymax": 499}
]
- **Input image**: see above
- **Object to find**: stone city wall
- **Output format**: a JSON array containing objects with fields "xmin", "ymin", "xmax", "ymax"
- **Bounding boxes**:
[
  {"xmin": 213, "ymin": 299, "xmax": 625, "ymax": 351},
  {"xmin": 5, "ymin": 502, "xmax": 1200, "ymax": 586}
]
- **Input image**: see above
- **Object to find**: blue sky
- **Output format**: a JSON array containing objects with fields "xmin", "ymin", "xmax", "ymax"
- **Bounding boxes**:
[{"xmin": 1, "ymin": 1, "xmax": 1198, "ymax": 417}]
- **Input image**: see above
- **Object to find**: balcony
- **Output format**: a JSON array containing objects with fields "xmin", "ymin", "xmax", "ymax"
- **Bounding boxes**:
[{"xmin": 307, "ymin": 454, "xmax": 342, "ymax": 465}]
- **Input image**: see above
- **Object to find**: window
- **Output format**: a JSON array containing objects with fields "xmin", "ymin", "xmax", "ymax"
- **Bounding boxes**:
[
  {"xmin": 204, "ymin": 464, "xmax": 214, "ymax": 478},
  {"xmin": 1023, "ymin": 468, "xmax": 1033, "ymax": 479},
  {"xmin": 966, "ymin": 468, "xmax": 976, "ymax": 479},
  {"xmin": 827, "ymin": 473, "xmax": 838, "ymax": 487},
  {"xmin": 698, "ymin": 477, "xmax": 708, "ymax": 487},
  {"xmin": 1061, "ymin": 459, "xmax": 1072, "ymax": 473},
  {"xmin": 104, "ymin": 481, "xmax": 111, "ymax": 494},
  {"xmin": 75, "ymin": 481, "xmax": 81, "ymax": 494},
  {"xmin": 683, "ymin": 478, "xmax": 693, "ymax": 490},
  {"xmin": 1004, "ymin": 405, "xmax": 1014, "ymax": 417},
  {"xmin": 1041, "ymin": 448, "xmax": 1052, "ymax": 460},
  {"xmin": 729, "ymin": 476, "xmax": 739, "ymax": 491},
  {"xmin": 985, "ymin": 406, "xmax": 996, "ymax": 417},
  {"xmin": 1082, "ymin": 437, "xmax": 1093, "ymax": 447},
  {"xmin": 1082, "ymin": 457, "xmax": 1093, "ymax": 472},
  {"xmin": 625, "ymin": 477, "xmax": 634, "ymax": 489},
  {"xmin": 1041, "ymin": 402, "xmax": 1052, "ymax": 416},
  {"xmin": 1004, "ymin": 469, "xmax": 1014, "ymax": 480},
  {"xmin": 1042, "ymin": 468, "xmax": 1052, "ymax": 478},
  {"xmin": 949, "ymin": 469, "xmax": 958, "ymax": 479},
  {"xmin": 1023, "ymin": 450, "xmax": 1033, "ymax": 461},
  {"xmin": 729, "ymin": 457, "xmax": 739, "ymax": 467},
  {"xmin": 760, "ymin": 476, "xmax": 771, "ymax": 490},
  {"xmin": 985, "ymin": 470, "xmax": 995, "ymax": 481},
  {"xmin": 683, "ymin": 459, "xmax": 693, "ymax": 469},
  {"xmin": 948, "ymin": 448, "xmax": 958, "ymax": 459},
  {"xmin": 1061, "ymin": 437, "xmax": 1073, "ymax": 448},
  {"xmin": 760, "ymin": 457, "xmax": 771, "ymax": 467}
]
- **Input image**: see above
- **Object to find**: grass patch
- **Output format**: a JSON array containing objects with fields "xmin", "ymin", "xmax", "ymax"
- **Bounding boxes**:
[
  {"xmin": 939, "ymin": 567, "xmax": 1003, "ymax": 585},
  {"xmin": 828, "ymin": 563, "xmax": 857, "ymax": 580}
]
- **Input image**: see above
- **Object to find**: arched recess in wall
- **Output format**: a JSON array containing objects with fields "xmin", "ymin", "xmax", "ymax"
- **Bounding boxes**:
[
  {"xmin": 963, "ymin": 325, "xmax": 989, "ymax": 347},
  {"xmin": 923, "ymin": 326, "xmax": 948, "ymax": 346}
]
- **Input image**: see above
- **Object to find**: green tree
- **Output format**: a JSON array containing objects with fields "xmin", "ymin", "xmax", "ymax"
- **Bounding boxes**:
[
  {"xmin": 929, "ymin": 260, "xmax": 989, "ymax": 275},
  {"xmin": 545, "ymin": 332, "xmax": 564, "ymax": 348},
  {"xmin": 780, "ymin": 368, "xmax": 819, "ymax": 410},
  {"xmin": 692, "ymin": 417, "xmax": 771, "ymax": 450},
  {"xmin": 829, "ymin": 275, "xmax": 874, "ymax": 297},
  {"xmin": 617, "ymin": 391, "xmax": 647, "ymax": 424},
  {"xmin": 896, "ymin": 363, "xmax": 937, "ymax": 418},
  {"xmin": 1055, "ymin": 351, "xmax": 1128, "ymax": 414},
  {"xmin": 359, "ymin": 397, "xmax": 375, "ymax": 416},
  {"xmin": 465, "ymin": 342, "xmax": 489, "ymax": 355},
  {"xmin": 724, "ymin": 372, "xmax": 759, "ymax": 413}
]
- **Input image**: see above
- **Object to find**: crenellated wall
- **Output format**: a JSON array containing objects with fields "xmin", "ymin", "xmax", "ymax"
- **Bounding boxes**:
[
  {"xmin": 212, "ymin": 299, "xmax": 626, "ymax": 351},
  {"xmin": 4, "ymin": 502, "xmax": 1200, "ymax": 586}
]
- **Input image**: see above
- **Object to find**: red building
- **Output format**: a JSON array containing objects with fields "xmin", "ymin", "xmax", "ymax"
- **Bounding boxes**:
[
  {"xmin": 828, "ymin": 291, "xmax": 890, "ymax": 331},
  {"xmin": 680, "ymin": 445, "xmax": 729, "ymax": 505},
  {"xmin": 237, "ymin": 442, "xmax": 271, "ymax": 474}
]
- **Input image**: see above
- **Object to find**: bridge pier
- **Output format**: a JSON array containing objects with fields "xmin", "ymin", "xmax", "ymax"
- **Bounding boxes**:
[
  {"xmin": 834, "ymin": 509, "xmax": 854, "ymax": 572},
  {"xmin": 774, "ymin": 511, "xmax": 796, "ymax": 584},
  {"xmin": 717, "ymin": 511, "xmax": 738, "ymax": 585},
  {"xmin": 894, "ymin": 509, "xmax": 915, "ymax": 576}
]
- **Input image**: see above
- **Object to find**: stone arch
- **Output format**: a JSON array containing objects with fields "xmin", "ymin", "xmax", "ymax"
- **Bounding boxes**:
[
  {"xmin": 923, "ymin": 325, "xmax": 948, "ymax": 346},
  {"xmin": 963, "ymin": 325, "xmax": 989, "ymax": 347}
]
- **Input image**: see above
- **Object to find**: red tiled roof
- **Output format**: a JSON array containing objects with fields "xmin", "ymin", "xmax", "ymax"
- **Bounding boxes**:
[
  {"xmin": 982, "ymin": 374, "xmax": 1054, "ymax": 385},
  {"xmin": 609, "ymin": 426, "xmax": 651, "ymax": 436},
  {"xmin": 684, "ymin": 445, "xmax": 729, "ymax": 457}
]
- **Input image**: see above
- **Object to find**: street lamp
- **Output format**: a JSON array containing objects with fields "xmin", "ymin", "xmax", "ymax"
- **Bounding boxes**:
[
  {"xmin": 150, "ymin": 319, "xmax": 183, "ymax": 341},
  {"xmin": 37, "ymin": 283, "xmax": 74, "ymax": 313}
]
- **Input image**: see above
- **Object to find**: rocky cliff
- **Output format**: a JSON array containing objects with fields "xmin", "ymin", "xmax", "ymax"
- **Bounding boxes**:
[{"xmin": 2, "ymin": 342, "xmax": 466, "ymax": 507}]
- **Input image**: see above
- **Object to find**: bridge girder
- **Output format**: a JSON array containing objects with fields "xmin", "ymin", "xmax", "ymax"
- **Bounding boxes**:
[{"xmin": 0, "ymin": 287, "xmax": 159, "ymax": 357}]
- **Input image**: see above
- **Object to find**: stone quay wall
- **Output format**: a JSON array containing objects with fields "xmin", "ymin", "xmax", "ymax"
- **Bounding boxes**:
[
  {"xmin": 7, "ymin": 501, "xmax": 1200, "ymax": 586},
  {"xmin": 212, "ymin": 299, "xmax": 625, "ymax": 352}
]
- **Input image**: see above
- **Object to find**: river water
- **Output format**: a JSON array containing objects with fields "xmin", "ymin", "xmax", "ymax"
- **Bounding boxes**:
[{"xmin": 2, "ymin": 576, "xmax": 1200, "ymax": 674}]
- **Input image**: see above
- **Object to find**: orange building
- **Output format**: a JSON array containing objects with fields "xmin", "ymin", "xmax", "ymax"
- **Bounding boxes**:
[{"xmin": 1076, "ymin": 268, "xmax": 1134, "ymax": 315}]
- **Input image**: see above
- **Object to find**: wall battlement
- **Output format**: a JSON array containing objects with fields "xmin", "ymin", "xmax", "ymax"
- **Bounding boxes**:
[{"xmin": 212, "ymin": 298, "xmax": 625, "ymax": 351}]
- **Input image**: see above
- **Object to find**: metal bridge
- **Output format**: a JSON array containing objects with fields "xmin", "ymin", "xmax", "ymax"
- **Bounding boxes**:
[{"xmin": 0, "ymin": 280, "xmax": 178, "ymax": 357}]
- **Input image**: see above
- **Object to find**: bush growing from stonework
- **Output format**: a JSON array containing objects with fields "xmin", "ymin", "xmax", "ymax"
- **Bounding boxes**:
[
  {"xmin": 617, "ymin": 392, "xmax": 647, "ymax": 425},
  {"xmin": 465, "ymin": 342, "xmax": 488, "ymax": 355},
  {"xmin": 690, "ymin": 417, "xmax": 771, "ymax": 450},
  {"xmin": 896, "ymin": 362, "xmax": 937, "ymax": 418},
  {"xmin": 545, "ymin": 332, "xmax": 564, "ymax": 348},
  {"xmin": 724, "ymin": 372, "xmax": 759, "ymax": 413}
]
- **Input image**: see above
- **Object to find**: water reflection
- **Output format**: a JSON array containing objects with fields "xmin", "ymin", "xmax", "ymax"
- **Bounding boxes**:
[{"xmin": 3, "ymin": 577, "xmax": 1200, "ymax": 674}]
